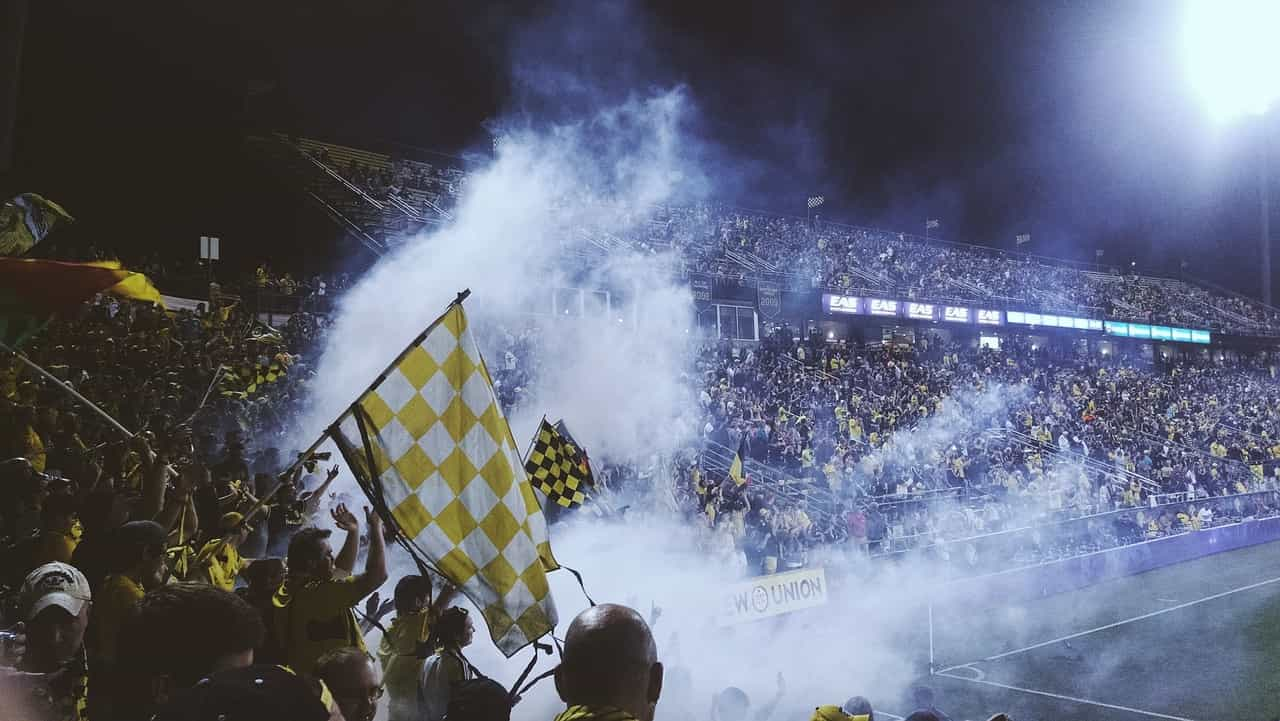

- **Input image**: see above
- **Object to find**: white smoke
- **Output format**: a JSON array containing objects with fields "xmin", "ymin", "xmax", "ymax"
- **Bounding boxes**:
[
  {"xmin": 853, "ymin": 382, "xmax": 1031, "ymax": 485},
  {"xmin": 285, "ymin": 8, "xmax": 1084, "ymax": 719},
  {"xmin": 296, "ymin": 88, "xmax": 703, "ymax": 461}
]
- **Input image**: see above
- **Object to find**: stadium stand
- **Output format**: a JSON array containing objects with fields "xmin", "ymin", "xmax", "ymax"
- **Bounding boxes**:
[
  {"xmin": 256, "ymin": 135, "xmax": 1280, "ymax": 338},
  {"xmin": 6, "ymin": 138, "xmax": 1280, "ymax": 721}
]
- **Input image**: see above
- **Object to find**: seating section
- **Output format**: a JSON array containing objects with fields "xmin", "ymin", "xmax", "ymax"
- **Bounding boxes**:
[{"xmin": 276, "ymin": 135, "xmax": 1279, "ymax": 337}]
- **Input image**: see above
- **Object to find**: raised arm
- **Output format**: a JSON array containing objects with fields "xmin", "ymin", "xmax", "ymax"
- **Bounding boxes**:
[
  {"xmin": 331, "ymin": 503, "xmax": 361, "ymax": 576},
  {"xmin": 351, "ymin": 506, "xmax": 388, "ymax": 599},
  {"xmin": 302, "ymin": 465, "xmax": 341, "ymax": 518}
]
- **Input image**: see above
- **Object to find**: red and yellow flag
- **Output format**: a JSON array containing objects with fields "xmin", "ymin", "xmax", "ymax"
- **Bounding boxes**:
[{"xmin": 0, "ymin": 258, "xmax": 163, "ymax": 347}]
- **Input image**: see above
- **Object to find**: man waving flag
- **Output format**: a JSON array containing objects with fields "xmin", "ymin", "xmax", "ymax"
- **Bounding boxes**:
[{"xmin": 324, "ymin": 292, "xmax": 559, "ymax": 657}]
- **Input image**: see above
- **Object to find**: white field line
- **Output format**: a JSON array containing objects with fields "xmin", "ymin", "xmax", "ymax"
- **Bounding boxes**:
[
  {"xmin": 937, "ymin": 574, "xmax": 1280, "ymax": 673},
  {"xmin": 936, "ymin": 672, "xmax": 1199, "ymax": 721}
]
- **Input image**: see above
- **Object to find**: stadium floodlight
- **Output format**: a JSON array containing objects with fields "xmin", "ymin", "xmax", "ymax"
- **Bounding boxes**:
[
  {"xmin": 1183, "ymin": 1, "xmax": 1279, "ymax": 304},
  {"xmin": 1181, "ymin": 0, "xmax": 1280, "ymax": 124}
]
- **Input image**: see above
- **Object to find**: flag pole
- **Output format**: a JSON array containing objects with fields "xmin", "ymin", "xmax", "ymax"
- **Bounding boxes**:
[
  {"xmin": 278, "ymin": 288, "xmax": 473, "ymax": 481},
  {"xmin": 521, "ymin": 415, "xmax": 547, "ymax": 466},
  {"xmin": 0, "ymin": 340, "xmax": 134, "ymax": 440}
]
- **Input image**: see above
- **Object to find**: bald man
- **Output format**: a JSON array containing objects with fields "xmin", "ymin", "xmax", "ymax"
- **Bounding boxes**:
[{"xmin": 553, "ymin": 604, "xmax": 663, "ymax": 721}]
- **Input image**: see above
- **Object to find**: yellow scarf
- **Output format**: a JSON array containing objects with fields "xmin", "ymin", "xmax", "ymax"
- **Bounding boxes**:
[{"xmin": 554, "ymin": 705, "xmax": 639, "ymax": 721}]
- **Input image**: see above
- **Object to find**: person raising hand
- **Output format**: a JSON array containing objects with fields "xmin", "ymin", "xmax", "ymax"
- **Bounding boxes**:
[{"xmin": 273, "ymin": 504, "xmax": 387, "ymax": 675}]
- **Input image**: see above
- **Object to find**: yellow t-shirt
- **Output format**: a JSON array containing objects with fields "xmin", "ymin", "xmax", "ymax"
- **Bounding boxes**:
[
  {"xmin": 0, "ymin": 364, "xmax": 18, "ymax": 400},
  {"xmin": 199, "ymin": 539, "xmax": 245, "ymax": 592},
  {"xmin": 273, "ymin": 575, "xmax": 368, "ymax": 675},
  {"xmin": 33, "ymin": 529, "xmax": 79, "ymax": 566},
  {"xmin": 94, "ymin": 574, "xmax": 145, "ymax": 661},
  {"xmin": 378, "ymin": 610, "xmax": 433, "ymax": 709},
  {"xmin": 23, "ymin": 426, "xmax": 45, "ymax": 473}
]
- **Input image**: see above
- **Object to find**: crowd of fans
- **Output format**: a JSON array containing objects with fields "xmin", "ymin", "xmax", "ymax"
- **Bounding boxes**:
[
  {"xmin": 290, "ymin": 135, "xmax": 1280, "ymax": 336},
  {"xmin": 7, "ymin": 201, "xmax": 1280, "ymax": 719},
  {"xmin": 291, "ymin": 135, "xmax": 1280, "ymax": 337},
  {"xmin": 0, "ymin": 289, "xmax": 1003, "ymax": 720},
  {"xmin": 628, "ymin": 205, "xmax": 1280, "ymax": 335},
  {"xmin": 676, "ymin": 324, "xmax": 1280, "ymax": 575}
]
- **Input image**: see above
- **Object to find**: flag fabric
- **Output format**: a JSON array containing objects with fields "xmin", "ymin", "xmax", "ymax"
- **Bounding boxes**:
[
  {"xmin": 219, "ymin": 358, "xmax": 288, "ymax": 399},
  {"xmin": 0, "ymin": 194, "xmax": 74, "ymax": 257},
  {"xmin": 728, "ymin": 437, "xmax": 746, "ymax": 486},
  {"xmin": 328, "ymin": 302, "xmax": 558, "ymax": 657},
  {"xmin": 926, "ymin": 219, "xmax": 940, "ymax": 230},
  {"xmin": 525, "ymin": 419, "xmax": 594, "ymax": 508},
  {"xmin": 1015, "ymin": 233, "xmax": 1031, "ymax": 246},
  {"xmin": 807, "ymin": 195, "xmax": 825, "ymax": 209},
  {"xmin": 553, "ymin": 419, "xmax": 595, "ymax": 484},
  {"xmin": 0, "ymin": 258, "xmax": 163, "ymax": 347}
]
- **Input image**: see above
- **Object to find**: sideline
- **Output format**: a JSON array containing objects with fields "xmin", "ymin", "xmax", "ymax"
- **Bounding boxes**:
[
  {"xmin": 935, "ymin": 672, "xmax": 1199, "ymax": 721},
  {"xmin": 937, "ymin": 574, "xmax": 1280, "ymax": 672}
]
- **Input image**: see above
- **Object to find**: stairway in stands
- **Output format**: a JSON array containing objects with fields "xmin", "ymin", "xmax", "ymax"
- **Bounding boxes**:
[{"xmin": 248, "ymin": 134, "xmax": 452, "ymax": 255}]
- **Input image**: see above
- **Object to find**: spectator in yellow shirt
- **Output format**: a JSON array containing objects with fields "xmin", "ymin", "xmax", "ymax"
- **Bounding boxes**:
[
  {"xmin": 9, "ymin": 492, "xmax": 82, "ymax": 578},
  {"xmin": 90, "ymin": 520, "xmax": 169, "ymax": 720},
  {"xmin": 378, "ymin": 574, "xmax": 457, "ymax": 721},
  {"xmin": 94, "ymin": 520, "xmax": 168, "ymax": 663},
  {"xmin": 195, "ymin": 512, "xmax": 255, "ymax": 592},
  {"xmin": 273, "ymin": 504, "xmax": 387, "ymax": 675}
]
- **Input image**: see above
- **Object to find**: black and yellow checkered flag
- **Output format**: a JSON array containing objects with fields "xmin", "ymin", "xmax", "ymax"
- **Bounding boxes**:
[
  {"xmin": 525, "ymin": 418, "xmax": 594, "ymax": 508},
  {"xmin": 218, "ymin": 358, "xmax": 287, "ymax": 399}
]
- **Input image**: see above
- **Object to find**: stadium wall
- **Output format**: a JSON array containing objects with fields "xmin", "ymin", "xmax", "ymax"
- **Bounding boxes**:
[{"xmin": 945, "ymin": 516, "xmax": 1280, "ymax": 603}]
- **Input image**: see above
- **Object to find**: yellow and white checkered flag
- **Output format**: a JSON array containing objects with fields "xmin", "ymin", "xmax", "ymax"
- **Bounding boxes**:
[{"xmin": 328, "ymin": 299, "xmax": 559, "ymax": 657}]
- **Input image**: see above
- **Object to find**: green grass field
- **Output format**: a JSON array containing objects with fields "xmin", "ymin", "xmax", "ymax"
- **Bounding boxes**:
[{"xmin": 894, "ymin": 540, "xmax": 1280, "ymax": 721}]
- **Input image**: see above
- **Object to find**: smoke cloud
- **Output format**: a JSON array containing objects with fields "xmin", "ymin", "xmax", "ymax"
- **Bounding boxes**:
[
  {"xmin": 287, "ymin": 4, "xmax": 1095, "ymax": 719},
  {"xmin": 296, "ymin": 86, "xmax": 704, "ymax": 459}
]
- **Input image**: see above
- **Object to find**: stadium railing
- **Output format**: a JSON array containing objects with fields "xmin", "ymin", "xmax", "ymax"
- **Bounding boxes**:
[{"xmin": 867, "ymin": 487, "xmax": 1280, "ymax": 576}]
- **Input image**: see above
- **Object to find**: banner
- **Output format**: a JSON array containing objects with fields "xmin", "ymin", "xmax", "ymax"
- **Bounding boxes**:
[
  {"xmin": 720, "ymin": 567, "xmax": 828, "ymax": 626},
  {"xmin": 689, "ymin": 273, "xmax": 713, "ymax": 309},
  {"xmin": 756, "ymin": 280, "xmax": 781, "ymax": 319}
]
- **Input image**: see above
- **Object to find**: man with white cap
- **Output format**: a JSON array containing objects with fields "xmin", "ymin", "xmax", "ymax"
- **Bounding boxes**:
[{"xmin": 0, "ymin": 561, "xmax": 93, "ymax": 721}]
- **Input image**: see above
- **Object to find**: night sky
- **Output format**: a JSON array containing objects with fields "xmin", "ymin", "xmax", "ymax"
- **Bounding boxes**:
[{"xmin": 5, "ymin": 0, "xmax": 1277, "ymax": 294}]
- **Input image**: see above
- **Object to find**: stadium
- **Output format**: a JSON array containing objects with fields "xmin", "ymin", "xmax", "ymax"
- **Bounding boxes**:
[{"xmin": 2, "ymin": 1, "xmax": 1280, "ymax": 720}]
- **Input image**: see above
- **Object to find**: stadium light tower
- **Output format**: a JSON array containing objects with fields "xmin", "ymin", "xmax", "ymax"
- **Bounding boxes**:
[{"xmin": 1181, "ymin": 0, "xmax": 1280, "ymax": 304}]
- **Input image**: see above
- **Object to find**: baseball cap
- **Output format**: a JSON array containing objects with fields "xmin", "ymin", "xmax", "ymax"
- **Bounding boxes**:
[
  {"xmin": 150, "ymin": 664, "xmax": 334, "ymax": 721},
  {"xmin": 21, "ymin": 562, "xmax": 91, "ymax": 622}
]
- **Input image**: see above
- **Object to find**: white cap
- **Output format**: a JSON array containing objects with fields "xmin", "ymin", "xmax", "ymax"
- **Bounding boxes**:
[{"xmin": 21, "ymin": 562, "xmax": 91, "ymax": 622}]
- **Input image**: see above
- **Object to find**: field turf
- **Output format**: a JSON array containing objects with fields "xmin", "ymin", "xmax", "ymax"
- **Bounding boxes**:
[{"xmin": 895, "ymin": 539, "xmax": 1280, "ymax": 720}]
